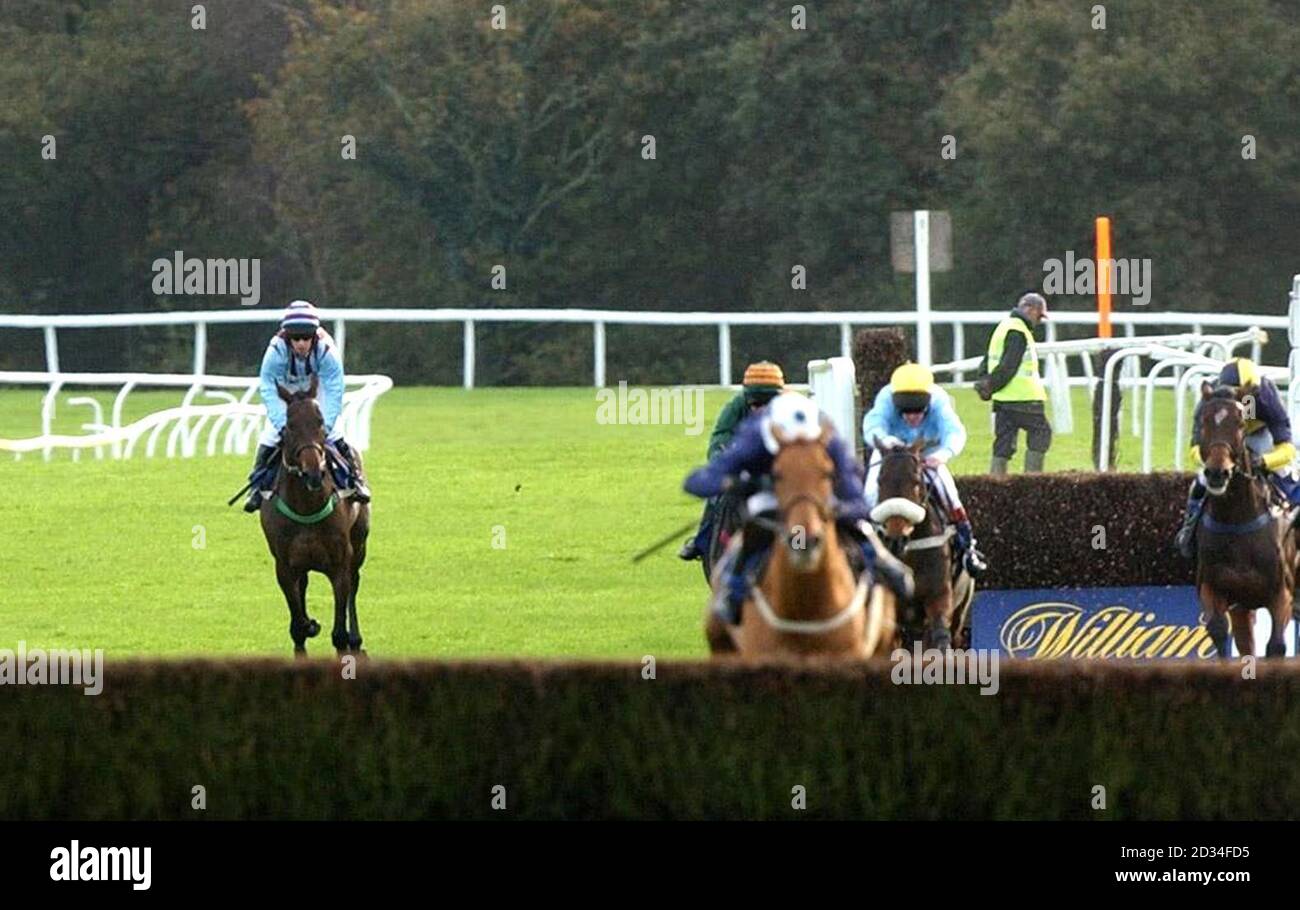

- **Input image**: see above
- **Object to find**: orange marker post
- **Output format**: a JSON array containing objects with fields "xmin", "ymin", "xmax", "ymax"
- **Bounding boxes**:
[{"xmin": 1096, "ymin": 216, "xmax": 1112, "ymax": 339}]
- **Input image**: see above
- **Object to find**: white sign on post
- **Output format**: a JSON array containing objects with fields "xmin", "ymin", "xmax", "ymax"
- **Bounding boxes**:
[{"xmin": 889, "ymin": 210, "xmax": 952, "ymax": 368}]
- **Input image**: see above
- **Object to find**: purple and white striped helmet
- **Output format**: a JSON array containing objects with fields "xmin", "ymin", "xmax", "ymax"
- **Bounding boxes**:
[{"xmin": 280, "ymin": 300, "xmax": 321, "ymax": 335}]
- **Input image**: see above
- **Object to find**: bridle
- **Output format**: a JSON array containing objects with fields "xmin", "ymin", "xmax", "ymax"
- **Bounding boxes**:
[
  {"xmin": 879, "ymin": 447, "xmax": 929, "ymax": 506},
  {"xmin": 876, "ymin": 446, "xmax": 955, "ymax": 555},
  {"xmin": 282, "ymin": 440, "xmax": 326, "ymax": 480},
  {"xmin": 1201, "ymin": 398, "xmax": 1255, "ymax": 487}
]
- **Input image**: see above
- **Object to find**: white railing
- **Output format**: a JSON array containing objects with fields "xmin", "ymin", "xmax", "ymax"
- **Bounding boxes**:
[
  {"xmin": 0, "ymin": 306, "xmax": 1284, "ymax": 390},
  {"xmin": 0, "ymin": 372, "xmax": 391, "ymax": 461},
  {"xmin": 3, "ymin": 285, "xmax": 1295, "ymax": 466}
]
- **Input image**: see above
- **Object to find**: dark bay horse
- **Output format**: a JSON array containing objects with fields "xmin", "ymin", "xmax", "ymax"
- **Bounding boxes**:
[
  {"xmin": 260, "ymin": 376, "xmax": 371, "ymax": 657},
  {"xmin": 871, "ymin": 438, "xmax": 973, "ymax": 651},
  {"xmin": 1195, "ymin": 385, "xmax": 1296, "ymax": 658},
  {"xmin": 705, "ymin": 422, "xmax": 894, "ymax": 658}
]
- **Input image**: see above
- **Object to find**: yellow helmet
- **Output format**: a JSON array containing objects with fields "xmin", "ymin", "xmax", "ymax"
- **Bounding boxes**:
[
  {"xmin": 1221, "ymin": 358, "xmax": 1259, "ymax": 388},
  {"xmin": 890, "ymin": 362, "xmax": 934, "ymax": 412}
]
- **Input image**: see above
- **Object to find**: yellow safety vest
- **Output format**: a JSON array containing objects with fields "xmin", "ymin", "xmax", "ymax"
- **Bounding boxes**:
[{"xmin": 986, "ymin": 317, "xmax": 1046, "ymax": 402}]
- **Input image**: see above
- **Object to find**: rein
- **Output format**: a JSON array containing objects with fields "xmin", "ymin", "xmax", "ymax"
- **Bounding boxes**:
[{"xmin": 877, "ymin": 448, "xmax": 945, "ymax": 545}]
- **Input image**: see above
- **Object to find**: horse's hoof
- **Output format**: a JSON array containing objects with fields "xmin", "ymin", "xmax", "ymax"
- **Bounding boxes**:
[
  {"xmin": 305, "ymin": 619, "xmax": 321, "ymax": 638},
  {"xmin": 293, "ymin": 648, "xmax": 307, "ymax": 659}
]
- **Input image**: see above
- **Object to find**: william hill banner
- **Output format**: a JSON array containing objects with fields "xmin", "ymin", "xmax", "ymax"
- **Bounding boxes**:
[{"xmin": 971, "ymin": 586, "xmax": 1299, "ymax": 659}]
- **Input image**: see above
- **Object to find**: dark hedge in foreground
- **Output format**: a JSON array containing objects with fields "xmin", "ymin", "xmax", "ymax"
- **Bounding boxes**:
[
  {"xmin": 4, "ymin": 659, "xmax": 1298, "ymax": 821},
  {"xmin": 961, "ymin": 471, "xmax": 1196, "ymax": 589}
]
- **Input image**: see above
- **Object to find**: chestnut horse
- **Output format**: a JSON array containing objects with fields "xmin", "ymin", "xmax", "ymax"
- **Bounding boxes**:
[
  {"xmin": 871, "ymin": 438, "xmax": 973, "ymax": 650},
  {"xmin": 704, "ymin": 422, "xmax": 895, "ymax": 658},
  {"xmin": 260, "ymin": 377, "xmax": 371, "ymax": 657},
  {"xmin": 1195, "ymin": 384, "xmax": 1296, "ymax": 658}
]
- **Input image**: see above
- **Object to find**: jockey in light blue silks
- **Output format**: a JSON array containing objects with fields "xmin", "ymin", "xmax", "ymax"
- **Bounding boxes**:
[
  {"xmin": 242, "ymin": 300, "xmax": 371, "ymax": 513},
  {"xmin": 862, "ymin": 362, "xmax": 988, "ymax": 578},
  {"xmin": 683, "ymin": 391, "xmax": 914, "ymax": 625}
]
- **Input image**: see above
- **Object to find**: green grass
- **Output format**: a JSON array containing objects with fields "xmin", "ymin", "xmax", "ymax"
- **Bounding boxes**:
[{"xmin": 0, "ymin": 385, "xmax": 1184, "ymax": 658}]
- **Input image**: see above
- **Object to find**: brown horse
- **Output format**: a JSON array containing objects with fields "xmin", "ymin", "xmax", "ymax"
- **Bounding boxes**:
[
  {"xmin": 1195, "ymin": 384, "xmax": 1295, "ymax": 658},
  {"xmin": 871, "ymin": 438, "xmax": 973, "ymax": 651},
  {"xmin": 704, "ymin": 421, "xmax": 895, "ymax": 658},
  {"xmin": 260, "ymin": 376, "xmax": 371, "ymax": 657}
]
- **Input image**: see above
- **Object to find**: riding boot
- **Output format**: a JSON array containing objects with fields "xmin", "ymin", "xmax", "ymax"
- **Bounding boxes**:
[
  {"xmin": 244, "ymin": 444, "xmax": 277, "ymax": 513},
  {"xmin": 1175, "ymin": 480, "xmax": 1208, "ymax": 559},
  {"xmin": 990, "ymin": 455, "xmax": 1010, "ymax": 476},
  {"xmin": 950, "ymin": 509, "xmax": 988, "ymax": 579},
  {"xmin": 718, "ymin": 523, "xmax": 771, "ymax": 624},
  {"xmin": 332, "ymin": 440, "xmax": 372, "ymax": 503},
  {"xmin": 679, "ymin": 501, "xmax": 714, "ymax": 561},
  {"xmin": 348, "ymin": 448, "xmax": 372, "ymax": 503},
  {"xmin": 1024, "ymin": 449, "xmax": 1046, "ymax": 473}
]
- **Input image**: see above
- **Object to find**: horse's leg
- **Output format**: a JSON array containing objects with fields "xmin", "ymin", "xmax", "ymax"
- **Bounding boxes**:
[
  {"xmin": 1200, "ymin": 584, "xmax": 1232, "ymax": 658},
  {"xmin": 921, "ymin": 578, "xmax": 954, "ymax": 651},
  {"xmin": 329, "ymin": 556, "xmax": 353, "ymax": 656},
  {"xmin": 296, "ymin": 574, "xmax": 320, "ymax": 639},
  {"xmin": 1267, "ymin": 587, "xmax": 1291, "ymax": 658},
  {"xmin": 276, "ymin": 561, "xmax": 310, "ymax": 657},
  {"xmin": 705, "ymin": 613, "xmax": 737, "ymax": 656},
  {"xmin": 1229, "ymin": 606, "xmax": 1255, "ymax": 658},
  {"xmin": 347, "ymin": 544, "xmax": 366, "ymax": 654}
]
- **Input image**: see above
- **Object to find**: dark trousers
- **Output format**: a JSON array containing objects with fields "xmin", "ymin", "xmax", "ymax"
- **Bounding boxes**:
[{"xmin": 993, "ymin": 406, "xmax": 1052, "ymax": 458}]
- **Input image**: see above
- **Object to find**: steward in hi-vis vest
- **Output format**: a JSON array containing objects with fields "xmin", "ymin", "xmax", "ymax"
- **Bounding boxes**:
[{"xmin": 974, "ymin": 292, "xmax": 1052, "ymax": 474}]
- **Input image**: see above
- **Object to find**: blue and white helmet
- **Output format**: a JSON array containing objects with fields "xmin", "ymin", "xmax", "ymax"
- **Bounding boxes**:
[
  {"xmin": 280, "ymin": 300, "xmax": 321, "ymax": 335},
  {"xmin": 759, "ymin": 391, "xmax": 825, "ymax": 454}
]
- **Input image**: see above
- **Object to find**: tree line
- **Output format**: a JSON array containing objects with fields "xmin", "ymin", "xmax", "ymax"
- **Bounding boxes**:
[{"xmin": 2, "ymin": 0, "xmax": 1297, "ymax": 383}]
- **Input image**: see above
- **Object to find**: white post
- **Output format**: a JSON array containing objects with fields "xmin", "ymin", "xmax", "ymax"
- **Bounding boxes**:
[
  {"xmin": 593, "ymin": 321, "xmax": 606, "ymax": 388},
  {"xmin": 334, "ymin": 319, "xmax": 346, "ymax": 360},
  {"xmin": 463, "ymin": 320, "xmax": 475, "ymax": 390},
  {"xmin": 43, "ymin": 325, "xmax": 59, "ymax": 373},
  {"xmin": 914, "ymin": 210, "xmax": 931, "ymax": 366},
  {"xmin": 952, "ymin": 324, "xmax": 964, "ymax": 383},
  {"xmin": 719, "ymin": 323, "xmax": 731, "ymax": 386},
  {"xmin": 193, "ymin": 322, "xmax": 207, "ymax": 376},
  {"xmin": 839, "ymin": 323, "xmax": 852, "ymax": 361},
  {"xmin": 1126, "ymin": 323, "xmax": 1140, "ymax": 437},
  {"xmin": 42, "ymin": 326, "xmax": 59, "ymax": 463}
]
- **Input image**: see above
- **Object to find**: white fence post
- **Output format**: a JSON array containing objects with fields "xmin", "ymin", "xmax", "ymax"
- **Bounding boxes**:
[
  {"xmin": 914, "ymin": 210, "xmax": 932, "ymax": 366},
  {"xmin": 593, "ymin": 320, "xmax": 606, "ymax": 388},
  {"xmin": 193, "ymin": 322, "xmax": 207, "ymax": 376},
  {"xmin": 463, "ymin": 320, "xmax": 475, "ymax": 390},
  {"xmin": 718, "ymin": 323, "xmax": 731, "ymax": 386}
]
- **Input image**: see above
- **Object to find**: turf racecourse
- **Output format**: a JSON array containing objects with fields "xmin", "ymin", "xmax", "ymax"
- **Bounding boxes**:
[{"xmin": 0, "ymin": 386, "xmax": 1185, "ymax": 658}]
